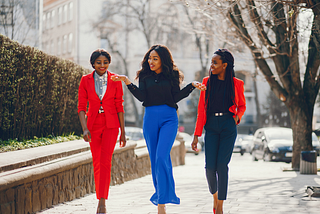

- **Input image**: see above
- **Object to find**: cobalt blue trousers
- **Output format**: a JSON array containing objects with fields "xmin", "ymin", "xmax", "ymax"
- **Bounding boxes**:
[
  {"xmin": 143, "ymin": 104, "xmax": 180, "ymax": 205},
  {"xmin": 204, "ymin": 113, "xmax": 237, "ymax": 200}
]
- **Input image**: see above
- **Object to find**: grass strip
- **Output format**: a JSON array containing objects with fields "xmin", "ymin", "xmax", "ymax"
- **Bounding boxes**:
[{"xmin": 0, "ymin": 133, "xmax": 81, "ymax": 153}]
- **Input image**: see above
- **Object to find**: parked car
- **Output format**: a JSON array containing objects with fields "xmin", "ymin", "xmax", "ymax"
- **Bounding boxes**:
[
  {"xmin": 240, "ymin": 135, "xmax": 254, "ymax": 153},
  {"xmin": 251, "ymin": 127, "xmax": 293, "ymax": 162},
  {"xmin": 233, "ymin": 134, "xmax": 246, "ymax": 155},
  {"xmin": 252, "ymin": 127, "xmax": 319, "ymax": 163},
  {"xmin": 179, "ymin": 132, "xmax": 202, "ymax": 155},
  {"xmin": 312, "ymin": 132, "xmax": 320, "ymax": 156}
]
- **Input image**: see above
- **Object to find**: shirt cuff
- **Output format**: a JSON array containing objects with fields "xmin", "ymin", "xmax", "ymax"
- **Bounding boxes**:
[
  {"xmin": 189, "ymin": 83, "xmax": 196, "ymax": 91},
  {"xmin": 126, "ymin": 83, "xmax": 135, "ymax": 90}
]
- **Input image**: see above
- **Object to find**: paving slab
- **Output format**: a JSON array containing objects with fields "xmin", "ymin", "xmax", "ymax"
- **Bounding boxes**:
[{"xmin": 38, "ymin": 153, "xmax": 320, "ymax": 214}]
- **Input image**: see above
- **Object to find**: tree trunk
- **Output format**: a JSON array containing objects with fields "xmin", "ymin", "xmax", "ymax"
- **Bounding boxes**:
[{"xmin": 288, "ymin": 100, "xmax": 313, "ymax": 170}]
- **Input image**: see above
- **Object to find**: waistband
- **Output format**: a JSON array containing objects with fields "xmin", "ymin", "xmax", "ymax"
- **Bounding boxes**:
[{"xmin": 208, "ymin": 112, "xmax": 233, "ymax": 117}]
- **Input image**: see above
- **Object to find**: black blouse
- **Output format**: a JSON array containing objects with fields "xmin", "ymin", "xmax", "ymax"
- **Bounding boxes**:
[
  {"xmin": 207, "ymin": 75, "xmax": 233, "ymax": 115},
  {"xmin": 127, "ymin": 72, "xmax": 195, "ymax": 110}
]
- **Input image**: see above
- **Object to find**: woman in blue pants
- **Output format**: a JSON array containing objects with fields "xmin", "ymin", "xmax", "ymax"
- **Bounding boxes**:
[{"xmin": 111, "ymin": 44, "xmax": 206, "ymax": 214}]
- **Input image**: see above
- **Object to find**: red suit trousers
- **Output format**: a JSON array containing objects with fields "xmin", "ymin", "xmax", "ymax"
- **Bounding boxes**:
[{"xmin": 89, "ymin": 113, "xmax": 118, "ymax": 200}]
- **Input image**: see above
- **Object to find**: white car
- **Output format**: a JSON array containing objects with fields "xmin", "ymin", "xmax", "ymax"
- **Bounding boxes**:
[{"xmin": 238, "ymin": 134, "xmax": 254, "ymax": 153}]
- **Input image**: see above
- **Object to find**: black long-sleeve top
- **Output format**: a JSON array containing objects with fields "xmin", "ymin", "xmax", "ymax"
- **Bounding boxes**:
[
  {"xmin": 207, "ymin": 75, "xmax": 233, "ymax": 115},
  {"xmin": 127, "ymin": 72, "xmax": 195, "ymax": 110}
]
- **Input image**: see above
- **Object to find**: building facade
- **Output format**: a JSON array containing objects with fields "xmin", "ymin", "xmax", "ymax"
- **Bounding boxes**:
[{"xmin": 0, "ymin": 0, "xmax": 42, "ymax": 47}]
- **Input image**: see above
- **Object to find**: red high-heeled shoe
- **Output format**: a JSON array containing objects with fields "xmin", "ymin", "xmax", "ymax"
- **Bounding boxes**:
[{"xmin": 213, "ymin": 208, "xmax": 216, "ymax": 214}]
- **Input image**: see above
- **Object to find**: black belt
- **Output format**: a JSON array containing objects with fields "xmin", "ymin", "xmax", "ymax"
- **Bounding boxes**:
[{"xmin": 210, "ymin": 112, "xmax": 232, "ymax": 117}]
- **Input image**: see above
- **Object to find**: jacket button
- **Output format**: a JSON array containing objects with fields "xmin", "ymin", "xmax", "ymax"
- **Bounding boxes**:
[{"xmin": 100, "ymin": 102, "xmax": 102, "ymax": 104}]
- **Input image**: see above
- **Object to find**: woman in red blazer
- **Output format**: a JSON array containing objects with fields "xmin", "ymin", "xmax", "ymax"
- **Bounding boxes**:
[
  {"xmin": 192, "ymin": 49, "xmax": 246, "ymax": 214},
  {"xmin": 78, "ymin": 49, "xmax": 126, "ymax": 214}
]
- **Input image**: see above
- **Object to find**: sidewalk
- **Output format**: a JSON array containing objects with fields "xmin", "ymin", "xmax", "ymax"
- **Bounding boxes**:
[{"xmin": 38, "ymin": 153, "xmax": 320, "ymax": 214}]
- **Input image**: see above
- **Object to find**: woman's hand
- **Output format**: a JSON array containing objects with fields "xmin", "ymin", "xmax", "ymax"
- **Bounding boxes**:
[
  {"xmin": 111, "ymin": 74, "xmax": 131, "ymax": 85},
  {"xmin": 83, "ymin": 129, "xmax": 91, "ymax": 142},
  {"xmin": 192, "ymin": 81, "xmax": 206, "ymax": 91},
  {"xmin": 119, "ymin": 132, "xmax": 127, "ymax": 148},
  {"xmin": 234, "ymin": 115, "xmax": 239, "ymax": 124},
  {"xmin": 191, "ymin": 135, "xmax": 199, "ymax": 152}
]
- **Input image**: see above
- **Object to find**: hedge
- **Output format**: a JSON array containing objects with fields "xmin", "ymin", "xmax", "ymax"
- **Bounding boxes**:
[{"xmin": 0, "ymin": 34, "xmax": 90, "ymax": 140}]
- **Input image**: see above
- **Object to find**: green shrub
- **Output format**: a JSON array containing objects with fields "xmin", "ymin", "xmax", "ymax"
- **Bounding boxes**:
[{"xmin": 0, "ymin": 34, "xmax": 90, "ymax": 140}]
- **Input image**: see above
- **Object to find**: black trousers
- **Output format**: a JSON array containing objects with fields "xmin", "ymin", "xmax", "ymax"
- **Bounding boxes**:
[{"xmin": 204, "ymin": 113, "xmax": 237, "ymax": 200}]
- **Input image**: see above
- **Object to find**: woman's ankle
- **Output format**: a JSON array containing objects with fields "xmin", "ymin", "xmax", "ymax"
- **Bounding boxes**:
[{"xmin": 158, "ymin": 204, "xmax": 166, "ymax": 214}]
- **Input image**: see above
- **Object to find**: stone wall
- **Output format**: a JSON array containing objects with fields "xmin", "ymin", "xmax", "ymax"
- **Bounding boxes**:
[{"xmin": 0, "ymin": 140, "xmax": 185, "ymax": 214}]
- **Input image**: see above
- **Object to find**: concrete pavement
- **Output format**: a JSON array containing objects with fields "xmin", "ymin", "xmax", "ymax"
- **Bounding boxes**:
[{"xmin": 38, "ymin": 152, "xmax": 320, "ymax": 214}]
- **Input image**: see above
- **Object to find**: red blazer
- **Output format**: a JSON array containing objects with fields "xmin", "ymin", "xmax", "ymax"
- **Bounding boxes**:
[
  {"xmin": 194, "ymin": 76, "xmax": 246, "ymax": 136},
  {"xmin": 78, "ymin": 70, "xmax": 124, "ymax": 131}
]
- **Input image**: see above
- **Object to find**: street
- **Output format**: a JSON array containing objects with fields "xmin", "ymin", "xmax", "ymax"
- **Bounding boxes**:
[{"xmin": 38, "ymin": 152, "xmax": 320, "ymax": 214}]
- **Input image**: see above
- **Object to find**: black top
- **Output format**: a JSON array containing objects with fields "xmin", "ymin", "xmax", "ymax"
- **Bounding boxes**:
[
  {"xmin": 207, "ymin": 75, "xmax": 233, "ymax": 115},
  {"xmin": 127, "ymin": 72, "xmax": 195, "ymax": 110}
]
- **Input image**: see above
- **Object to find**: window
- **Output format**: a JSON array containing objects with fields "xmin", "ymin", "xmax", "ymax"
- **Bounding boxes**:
[
  {"xmin": 68, "ymin": 2, "xmax": 73, "ymax": 21},
  {"xmin": 46, "ymin": 12, "xmax": 50, "ymax": 30},
  {"xmin": 46, "ymin": 42, "xmax": 50, "ymax": 54},
  {"xmin": 58, "ymin": 7, "xmax": 62, "ymax": 25},
  {"xmin": 68, "ymin": 33, "xmax": 73, "ymax": 53},
  {"xmin": 42, "ymin": 14, "xmax": 46, "ymax": 31},
  {"xmin": 63, "ymin": 5, "xmax": 68, "ymax": 23},
  {"xmin": 42, "ymin": 41, "xmax": 46, "ymax": 52},
  {"xmin": 0, "ymin": 4, "xmax": 13, "ymax": 26},
  {"xmin": 63, "ymin": 35, "xmax": 67, "ymax": 54},
  {"xmin": 57, "ymin": 37, "xmax": 61, "ymax": 55},
  {"xmin": 51, "ymin": 40, "xmax": 54, "ymax": 54},
  {"xmin": 51, "ymin": 10, "xmax": 55, "ymax": 28}
]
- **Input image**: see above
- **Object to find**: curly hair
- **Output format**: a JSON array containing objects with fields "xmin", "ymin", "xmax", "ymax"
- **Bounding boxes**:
[{"xmin": 135, "ymin": 44, "xmax": 184, "ymax": 86}]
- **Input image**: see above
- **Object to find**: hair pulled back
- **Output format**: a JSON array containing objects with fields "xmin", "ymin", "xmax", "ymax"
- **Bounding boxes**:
[{"xmin": 90, "ymin": 48, "xmax": 111, "ymax": 69}]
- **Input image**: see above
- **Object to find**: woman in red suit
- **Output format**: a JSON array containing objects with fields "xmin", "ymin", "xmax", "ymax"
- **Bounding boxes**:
[
  {"xmin": 192, "ymin": 49, "xmax": 246, "ymax": 214},
  {"xmin": 78, "ymin": 49, "xmax": 126, "ymax": 214}
]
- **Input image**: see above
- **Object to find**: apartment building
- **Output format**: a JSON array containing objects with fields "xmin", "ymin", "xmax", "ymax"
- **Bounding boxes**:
[{"xmin": 42, "ymin": 0, "xmax": 76, "ymax": 61}]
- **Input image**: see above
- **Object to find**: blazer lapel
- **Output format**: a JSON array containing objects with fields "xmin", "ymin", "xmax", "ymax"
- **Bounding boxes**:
[{"xmin": 102, "ymin": 70, "xmax": 111, "ymax": 101}]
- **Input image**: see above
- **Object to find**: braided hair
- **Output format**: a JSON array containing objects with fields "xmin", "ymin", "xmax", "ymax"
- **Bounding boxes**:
[{"xmin": 205, "ymin": 49, "xmax": 235, "ymax": 112}]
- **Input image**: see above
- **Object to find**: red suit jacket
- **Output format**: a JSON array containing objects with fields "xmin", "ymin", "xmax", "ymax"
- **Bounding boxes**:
[
  {"xmin": 78, "ymin": 70, "xmax": 124, "ymax": 131},
  {"xmin": 194, "ymin": 76, "xmax": 246, "ymax": 136}
]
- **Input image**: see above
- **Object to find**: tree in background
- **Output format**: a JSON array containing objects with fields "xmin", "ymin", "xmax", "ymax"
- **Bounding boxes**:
[
  {"xmin": 93, "ymin": 0, "xmax": 182, "ymax": 127},
  {"xmin": 262, "ymin": 90, "xmax": 291, "ymax": 128},
  {"xmin": 181, "ymin": 0, "xmax": 320, "ymax": 169},
  {"xmin": 92, "ymin": 1, "xmax": 141, "ymax": 126},
  {"xmin": 0, "ymin": 0, "xmax": 39, "ymax": 47}
]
